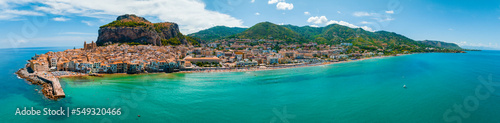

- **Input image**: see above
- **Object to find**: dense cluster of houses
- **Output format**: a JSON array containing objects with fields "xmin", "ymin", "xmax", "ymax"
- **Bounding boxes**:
[
  {"xmin": 27, "ymin": 39, "xmax": 383, "ymax": 74},
  {"xmin": 29, "ymin": 43, "xmax": 184, "ymax": 74}
]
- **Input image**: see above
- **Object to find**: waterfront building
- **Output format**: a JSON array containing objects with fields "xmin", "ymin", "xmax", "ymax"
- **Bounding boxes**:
[
  {"xmin": 235, "ymin": 52, "xmax": 244, "ymax": 61},
  {"xmin": 49, "ymin": 56, "xmax": 58, "ymax": 69},
  {"xmin": 184, "ymin": 56, "xmax": 221, "ymax": 64},
  {"xmin": 267, "ymin": 56, "xmax": 280, "ymax": 65}
]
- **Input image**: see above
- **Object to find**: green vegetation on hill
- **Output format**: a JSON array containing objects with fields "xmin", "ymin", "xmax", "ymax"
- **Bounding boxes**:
[
  {"xmin": 233, "ymin": 22, "xmax": 303, "ymax": 42},
  {"xmin": 161, "ymin": 32, "xmax": 201, "ymax": 46},
  {"xmin": 417, "ymin": 40, "xmax": 462, "ymax": 50},
  {"xmin": 192, "ymin": 21, "xmax": 462, "ymax": 52},
  {"xmin": 161, "ymin": 38, "xmax": 181, "ymax": 45},
  {"xmin": 100, "ymin": 21, "xmax": 148, "ymax": 28},
  {"xmin": 281, "ymin": 25, "xmax": 323, "ymax": 40},
  {"xmin": 100, "ymin": 13, "xmax": 462, "ymax": 52},
  {"xmin": 188, "ymin": 26, "xmax": 247, "ymax": 41},
  {"xmin": 185, "ymin": 36, "xmax": 201, "ymax": 46},
  {"xmin": 99, "ymin": 14, "xmax": 202, "ymax": 46},
  {"xmin": 281, "ymin": 24, "xmax": 462, "ymax": 53},
  {"xmin": 153, "ymin": 23, "xmax": 169, "ymax": 33}
]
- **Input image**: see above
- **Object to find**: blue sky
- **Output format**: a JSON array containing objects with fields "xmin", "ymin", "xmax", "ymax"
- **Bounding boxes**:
[{"xmin": 0, "ymin": 0, "xmax": 499, "ymax": 49}]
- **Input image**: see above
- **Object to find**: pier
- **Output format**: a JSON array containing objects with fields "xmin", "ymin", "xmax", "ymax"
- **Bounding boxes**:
[{"xmin": 36, "ymin": 72, "xmax": 65, "ymax": 98}]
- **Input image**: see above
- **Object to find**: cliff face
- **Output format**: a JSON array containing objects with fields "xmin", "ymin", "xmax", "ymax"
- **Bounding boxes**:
[
  {"xmin": 97, "ymin": 27, "xmax": 162, "ymax": 45},
  {"xmin": 154, "ymin": 22, "xmax": 182, "ymax": 41},
  {"xmin": 96, "ymin": 14, "xmax": 184, "ymax": 46}
]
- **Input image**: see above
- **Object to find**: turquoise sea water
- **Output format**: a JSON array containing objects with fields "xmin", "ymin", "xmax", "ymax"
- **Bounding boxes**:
[{"xmin": 1, "ymin": 47, "xmax": 499, "ymax": 123}]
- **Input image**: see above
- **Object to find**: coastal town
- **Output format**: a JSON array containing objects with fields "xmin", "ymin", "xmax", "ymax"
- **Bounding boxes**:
[
  {"xmin": 15, "ymin": 14, "xmax": 465, "ymax": 100},
  {"xmin": 26, "ymin": 39, "xmax": 384, "ymax": 76},
  {"xmin": 18, "ymin": 36, "xmax": 461, "ymax": 100}
]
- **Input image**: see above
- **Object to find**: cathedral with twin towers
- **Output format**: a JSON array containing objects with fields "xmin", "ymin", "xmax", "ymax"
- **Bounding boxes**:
[{"xmin": 83, "ymin": 41, "xmax": 97, "ymax": 50}]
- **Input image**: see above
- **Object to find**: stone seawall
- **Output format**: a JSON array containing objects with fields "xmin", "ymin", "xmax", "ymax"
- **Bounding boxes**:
[{"xmin": 15, "ymin": 67, "xmax": 62, "ymax": 100}]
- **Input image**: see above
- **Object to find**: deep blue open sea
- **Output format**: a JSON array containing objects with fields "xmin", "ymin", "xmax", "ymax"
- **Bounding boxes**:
[{"xmin": 0, "ymin": 47, "xmax": 499, "ymax": 123}]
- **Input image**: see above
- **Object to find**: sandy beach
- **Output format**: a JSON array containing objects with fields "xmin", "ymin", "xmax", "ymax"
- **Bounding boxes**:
[
  {"xmin": 52, "ymin": 54, "xmax": 408, "ymax": 78},
  {"xmin": 177, "ymin": 55, "xmax": 401, "ymax": 74}
]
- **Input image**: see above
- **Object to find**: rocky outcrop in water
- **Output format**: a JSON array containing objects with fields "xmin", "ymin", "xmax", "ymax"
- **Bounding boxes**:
[{"xmin": 96, "ymin": 14, "xmax": 185, "ymax": 46}]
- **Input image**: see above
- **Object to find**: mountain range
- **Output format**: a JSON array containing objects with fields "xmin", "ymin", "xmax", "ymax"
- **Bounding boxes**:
[
  {"xmin": 96, "ymin": 15, "xmax": 461, "ymax": 51},
  {"xmin": 187, "ymin": 26, "xmax": 247, "ymax": 41},
  {"xmin": 189, "ymin": 22, "xmax": 462, "ymax": 51},
  {"xmin": 417, "ymin": 40, "xmax": 462, "ymax": 50}
]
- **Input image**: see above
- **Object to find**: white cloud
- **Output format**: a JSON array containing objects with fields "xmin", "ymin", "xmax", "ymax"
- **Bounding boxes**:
[
  {"xmin": 360, "ymin": 21, "xmax": 371, "ymax": 24},
  {"xmin": 337, "ymin": 11, "xmax": 341, "ymax": 14},
  {"xmin": 304, "ymin": 11, "xmax": 310, "ymax": 15},
  {"xmin": 52, "ymin": 17, "xmax": 69, "ymax": 21},
  {"xmin": 373, "ymin": 17, "xmax": 395, "ymax": 22},
  {"xmin": 81, "ymin": 20, "xmax": 93, "ymax": 26},
  {"xmin": 268, "ymin": 0, "xmax": 292, "ymax": 10},
  {"xmin": 353, "ymin": 12, "xmax": 373, "ymax": 17},
  {"xmin": 0, "ymin": 0, "xmax": 44, "ymax": 20},
  {"xmin": 307, "ymin": 16, "xmax": 328, "ymax": 24},
  {"xmin": 268, "ymin": 0, "xmax": 281, "ymax": 4},
  {"xmin": 255, "ymin": 12, "xmax": 260, "ymax": 15},
  {"xmin": 326, "ymin": 20, "xmax": 373, "ymax": 32},
  {"xmin": 448, "ymin": 28, "xmax": 454, "ymax": 31},
  {"xmin": 251, "ymin": 0, "xmax": 255, "ymax": 3},
  {"xmin": 360, "ymin": 26, "xmax": 374, "ymax": 32},
  {"xmin": 307, "ymin": 15, "xmax": 374, "ymax": 32},
  {"xmin": 276, "ymin": 2, "xmax": 293, "ymax": 10},
  {"xmin": 3, "ymin": 0, "xmax": 244, "ymax": 34},
  {"xmin": 354, "ymin": 11, "xmax": 394, "ymax": 22},
  {"xmin": 309, "ymin": 25, "xmax": 319, "ymax": 27},
  {"xmin": 0, "ymin": 9, "xmax": 44, "ymax": 20}
]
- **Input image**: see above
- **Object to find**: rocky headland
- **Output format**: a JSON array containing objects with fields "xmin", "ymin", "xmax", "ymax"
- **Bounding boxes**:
[{"xmin": 96, "ymin": 14, "xmax": 187, "ymax": 46}]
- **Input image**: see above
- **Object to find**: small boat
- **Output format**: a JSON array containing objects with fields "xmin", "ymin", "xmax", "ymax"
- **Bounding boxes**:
[{"xmin": 403, "ymin": 85, "xmax": 407, "ymax": 88}]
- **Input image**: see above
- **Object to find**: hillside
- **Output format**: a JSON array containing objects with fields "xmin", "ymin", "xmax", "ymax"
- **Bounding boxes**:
[
  {"xmin": 97, "ymin": 14, "xmax": 199, "ymax": 46},
  {"xmin": 187, "ymin": 26, "xmax": 247, "ymax": 41},
  {"xmin": 234, "ymin": 22, "xmax": 303, "ymax": 41},
  {"xmin": 417, "ymin": 40, "xmax": 462, "ymax": 50},
  {"xmin": 189, "ymin": 21, "xmax": 461, "ymax": 52},
  {"xmin": 281, "ymin": 24, "xmax": 433, "ymax": 52},
  {"xmin": 280, "ymin": 25, "xmax": 323, "ymax": 40}
]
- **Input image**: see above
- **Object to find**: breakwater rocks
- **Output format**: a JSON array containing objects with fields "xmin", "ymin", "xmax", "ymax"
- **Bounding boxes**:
[{"xmin": 16, "ymin": 68, "xmax": 60, "ymax": 100}]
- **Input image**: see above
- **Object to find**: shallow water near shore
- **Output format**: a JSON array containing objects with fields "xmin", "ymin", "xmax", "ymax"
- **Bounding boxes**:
[{"xmin": 1, "ymin": 47, "xmax": 500, "ymax": 123}]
